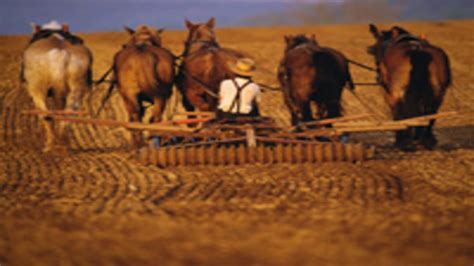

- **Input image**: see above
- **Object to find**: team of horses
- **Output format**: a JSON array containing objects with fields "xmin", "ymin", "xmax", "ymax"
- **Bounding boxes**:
[{"xmin": 21, "ymin": 18, "xmax": 451, "ymax": 152}]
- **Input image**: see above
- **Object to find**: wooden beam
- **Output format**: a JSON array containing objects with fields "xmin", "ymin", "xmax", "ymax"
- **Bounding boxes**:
[
  {"xmin": 23, "ymin": 109, "xmax": 87, "ymax": 116},
  {"xmin": 174, "ymin": 111, "xmax": 215, "ymax": 117},
  {"xmin": 336, "ymin": 124, "xmax": 408, "ymax": 133},
  {"xmin": 292, "ymin": 114, "xmax": 376, "ymax": 129},
  {"xmin": 256, "ymin": 137, "xmax": 323, "ymax": 145},
  {"xmin": 397, "ymin": 111, "xmax": 458, "ymax": 123}
]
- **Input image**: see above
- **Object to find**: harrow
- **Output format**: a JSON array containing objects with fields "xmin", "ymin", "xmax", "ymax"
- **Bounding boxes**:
[{"xmin": 24, "ymin": 110, "xmax": 459, "ymax": 167}]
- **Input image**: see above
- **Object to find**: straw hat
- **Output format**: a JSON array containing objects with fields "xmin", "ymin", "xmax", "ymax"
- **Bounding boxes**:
[{"xmin": 229, "ymin": 58, "xmax": 256, "ymax": 77}]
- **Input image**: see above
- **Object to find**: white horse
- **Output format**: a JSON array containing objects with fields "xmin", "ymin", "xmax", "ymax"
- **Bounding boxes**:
[{"xmin": 22, "ymin": 21, "xmax": 92, "ymax": 152}]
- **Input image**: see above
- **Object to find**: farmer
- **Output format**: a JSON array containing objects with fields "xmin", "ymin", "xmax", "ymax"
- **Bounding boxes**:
[{"xmin": 217, "ymin": 58, "xmax": 261, "ymax": 120}]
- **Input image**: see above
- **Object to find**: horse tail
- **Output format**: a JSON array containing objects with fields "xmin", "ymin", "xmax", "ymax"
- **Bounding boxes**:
[
  {"xmin": 406, "ymin": 48, "xmax": 435, "ymax": 114},
  {"xmin": 313, "ymin": 51, "xmax": 342, "ymax": 84},
  {"xmin": 312, "ymin": 51, "xmax": 344, "ymax": 117},
  {"xmin": 136, "ymin": 50, "xmax": 171, "ymax": 99}
]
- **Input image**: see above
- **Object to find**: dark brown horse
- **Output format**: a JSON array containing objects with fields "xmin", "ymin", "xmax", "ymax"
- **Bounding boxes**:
[
  {"xmin": 113, "ymin": 25, "xmax": 175, "ymax": 147},
  {"xmin": 176, "ymin": 17, "xmax": 245, "ymax": 112},
  {"xmin": 278, "ymin": 34, "xmax": 354, "ymax": 126},
  {"xmin": 368, "ymin": 24, "xmax": 451, "ymax": 149}
]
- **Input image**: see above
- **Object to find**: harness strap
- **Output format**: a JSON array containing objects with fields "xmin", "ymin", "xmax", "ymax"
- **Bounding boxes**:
[
  {"xmin": 229, "ymin": 78, "xmax": 252, "ymax": 114},
  {"xmin": 29, "ymin": 30, "xmax": 84, "ymax": 45}
]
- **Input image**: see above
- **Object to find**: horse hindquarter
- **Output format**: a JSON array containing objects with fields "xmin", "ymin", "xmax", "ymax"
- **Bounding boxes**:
[
  {"xmin": 64, "ymin": 44, "xmax": 92, "ymax": 110},
  {"xmin": 283, "ymin": 52, "xmax": 317, "ymax": 123}
]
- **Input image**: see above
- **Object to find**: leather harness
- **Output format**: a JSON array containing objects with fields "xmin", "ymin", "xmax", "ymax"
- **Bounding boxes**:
[{"xmin": 29, "ymin": 29, "xmax": 84, "ymax": 45}]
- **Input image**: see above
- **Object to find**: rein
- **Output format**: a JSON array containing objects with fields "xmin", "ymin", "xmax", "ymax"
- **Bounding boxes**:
[
  {"xmin": 93, "ymin": 66, "xmax": 114, "ymax": 85},
  {"xmin": 347, "ymin": 58, "xmax": 377, "ymax": 72},
  {"xmin": 178, "ymin": 68, "xmax": 219, "ymax": 98}
]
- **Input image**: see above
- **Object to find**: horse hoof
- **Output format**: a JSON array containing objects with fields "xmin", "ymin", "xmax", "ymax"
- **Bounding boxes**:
[
  {"xmin": 316, "ymin": 136, "xmax": 331, "ymax": 142},
  {"xmin": 421, "ymin": 137, "xmax": 437, "ymax": 150},
  {"xmin": 340, "ymin": 134, "xmax": 349, "ymax": 144},
  {"xmin": 149, "ymin": 137, "xmax": 161, "ymax": 148},
  {"xmin": 394, "ymin": 140, "xmax": 416, "ymax": 152}
]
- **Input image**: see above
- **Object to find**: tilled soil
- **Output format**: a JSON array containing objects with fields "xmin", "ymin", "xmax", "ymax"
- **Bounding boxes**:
[{"xmin": 0, "ymin": 20, "xmax": 473, "ymax": 266}]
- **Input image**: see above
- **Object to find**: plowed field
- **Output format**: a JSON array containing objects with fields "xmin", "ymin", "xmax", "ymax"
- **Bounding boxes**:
[{"xmin": 0, "ymin": 20, "xmax": 473, "ymax": 266}]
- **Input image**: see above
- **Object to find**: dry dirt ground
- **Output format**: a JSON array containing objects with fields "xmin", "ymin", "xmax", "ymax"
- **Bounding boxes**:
[{"xmin": 0, "ymin": 20, "xmax": 473, "ymax": 266}]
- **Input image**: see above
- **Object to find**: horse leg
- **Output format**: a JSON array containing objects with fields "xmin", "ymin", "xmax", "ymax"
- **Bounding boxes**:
[
  {"xmin": 182, "ymin": 95, "xmax": 195, "ymax": 112},
  {"xmin": 284, "ymin": 95, "xmax": 299, "ymax": 126},
  {"xmin": 293, "ymin": 99, "xmax": 312, "ymax": 126},
  {"xmin": 393, "ymin": 100, "xmax": 416, "ymax": 151},
  {"xmin": 27, "ymin": 81, "xmax": 56, "ymax": 152},
  {"xmin": 326, "ymin": 100, "xmax": 342, "ymax": 119},
  {"xmin": 148, "ymin": 96, "xmax": 167, "ymax": 147},
  {"xmin": 279, "ymin": 66, "xmax": 300, "ymax": 126},
  {"xmin": 387, "ymin": 77, "xmax": 418, "ymax": 150},
  {"xmin": 301, "ymin": 102, "xmax": 312, "ymax": 123},
  {"xmin": 419, "ymin": 99, "xmax": 442, "ymax": 149},
  {"xmin": 53, "ymin": 88, "xmax": 69, "ymax": 148},
  {"xmin": 284, "ymin": 94, "xmax": 300, "ymax": 126},
  {"xmin": 184, "ymin": 90, "xmax": 213, "ymax": 128},
  {"xmin": 123, "ymin": 97, "xmax": 144, "ymax": 149},
  {"xmin": 150, "ymin": 97, "xmax": 166, "ymax": 123}
]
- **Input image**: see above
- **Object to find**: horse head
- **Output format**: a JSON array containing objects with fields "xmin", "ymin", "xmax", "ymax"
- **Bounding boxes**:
[
  {"xmin": 367, "ymin": 24, "xmax": 412, "ymax": 59},
  {"xmin": 183, "ymin": 17, "xmax": 218, "ymax": 53},
  {"xmin": 284, "ymin": 34, "xmax": 318, "ymax": 53},
  {"xmin": 124, "ymin": 25, "xmax": 164, "ymax": 48}
]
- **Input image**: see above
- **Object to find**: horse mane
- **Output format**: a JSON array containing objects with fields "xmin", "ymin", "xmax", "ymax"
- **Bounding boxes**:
[{"xmin": 29, "ymin": 30, "xmax": 84, "ymax": 45}]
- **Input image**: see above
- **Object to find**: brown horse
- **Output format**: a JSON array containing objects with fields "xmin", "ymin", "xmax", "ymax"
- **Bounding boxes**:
[
  {"xmin": 278, "ymin": 34, "xmax": 354, "ymax": 126},
  {"xmin": 22, "ymin": 21, "xmax": 92, "ymax": 152},
  {"xmin": 113, "ymin": 25, "xmax": 175, "ymax": 147},
  {"xmin": 368, "ymin": 24, "xmax": 451, "ymax": 149},
  {"xmin": 176, "ymin": 17, "xmax": 245, "ymax": 112}
]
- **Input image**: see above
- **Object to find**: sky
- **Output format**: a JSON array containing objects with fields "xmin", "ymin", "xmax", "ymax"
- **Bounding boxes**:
[
  {"xmin": 0, "ymin": 0, "xmax": 471, "ymax": 34},
  {"xmin": 1, "ymin": 1, "xmax": 309, "ymax": 34}
]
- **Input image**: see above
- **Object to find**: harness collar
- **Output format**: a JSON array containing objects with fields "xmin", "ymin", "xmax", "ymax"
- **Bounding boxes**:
[
  {"xmin": 393, "ymin": 33, "xmax": 425, "ymax": 45},
  {"xmin": 29, "ymin": 29, "xmax": 84, "ymax": 45},
  {"xmin": 184, "ymin": 39, "xmax": 220, "ymax": 56},
  {"xmin": 292, "ymin": 42, "xmax": 318, "ymax": 51}
]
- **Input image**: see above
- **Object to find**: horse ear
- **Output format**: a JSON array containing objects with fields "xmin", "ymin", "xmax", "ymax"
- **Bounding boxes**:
[
  {"xmin": 124, "ymin": 26, "xmax": 135, "ymax": 35},
  {"xmin": 284, "ymin": 35, "xmax": 292, "ymax": 44},
  {"xmin": 31, "ymin": 23, "xmax": 41, "ymax": 33},
  {"xmin": 62, "ymin": 23, "xmax": 69, "ymax": 33},
  {"xmin": 369, "ymin": 23, "xmax": 380, "ymax": 38},
  {"xmin": 206, "ymin": 17, "xmax": 216, "ymax": 28},
  {"xmin": 185, "ymin": 19, "xmax": 194, "ymax": 29}
]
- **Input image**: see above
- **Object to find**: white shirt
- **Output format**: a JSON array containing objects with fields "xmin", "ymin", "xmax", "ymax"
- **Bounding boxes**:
[{"xmin": 217, "ymin": 77, "xmax": 261, "ymax": 114}]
